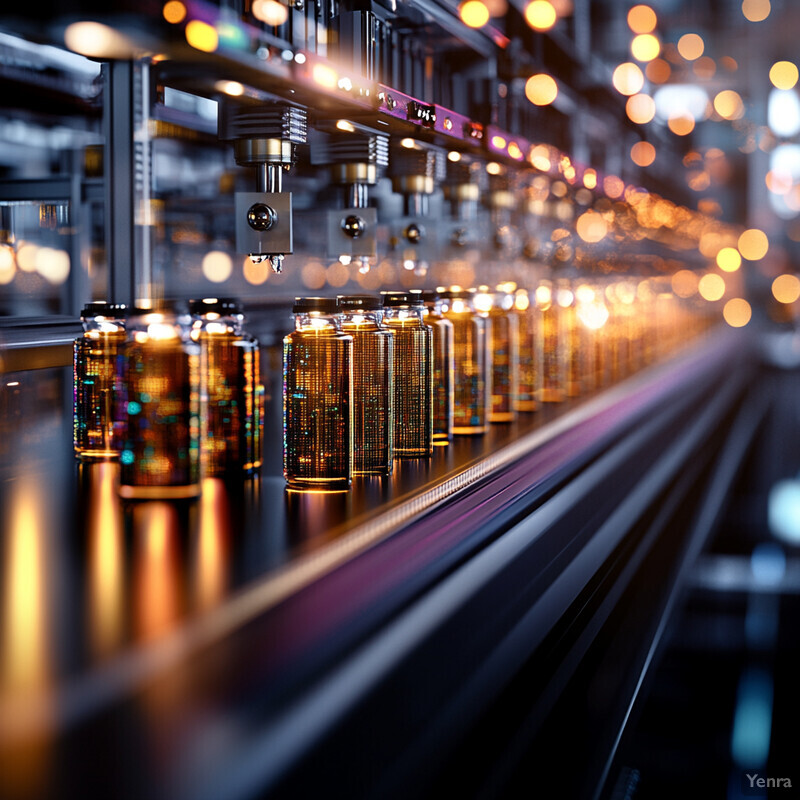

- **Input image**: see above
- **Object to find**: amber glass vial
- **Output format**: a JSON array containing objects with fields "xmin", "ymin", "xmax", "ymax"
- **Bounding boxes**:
[
  {"xmin": 574, "ymin": 283, "xmax": 599, "ymax": 395},
  {"xmin": 422, "ymin": 290, "xmax": 454, "ymax": 444},
  {"xmin": 283, "ymin": 297, "xmax": 353, "ymax": 490},
  {"xmin": 477, "ymin": 286, "xmax": 518, "ymax": 423},
  {"xmin": 73, "ymin": 302, "xmax": 127, "ymax": 459},
  {"xmin": 381, "ymin": 291, "xmax": 433, "ymax": 458},
  {"xmin": 557, "ymin": 282, "xmax": 583, "ymax": 398},
  {"xmin": 119, "ymin": 305, "xmax": 203, "ymax": 499},
  {"xmin": 535, "ymin": 279, "xmax": 566, "ymax": 403},
  {"xmin": 514, "ymin": 289, "xmax": 537, "ymax": 412},
  {"xmin": 339, "ymin": 295, "xmax": 394, "ymax": 476},
  {"xmin": 190, "ymin": 298, "xmax": 260, "ymax": 477},
  {"xmin": 441, "ymin": 289, "xmax": 491, "ymax": 435}
]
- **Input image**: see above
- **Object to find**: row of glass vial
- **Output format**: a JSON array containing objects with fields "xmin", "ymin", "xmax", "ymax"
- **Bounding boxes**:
[
  {"xmin": 283, "ymin": 279, "xmax": 701, "ymax": 491},
  {"xmin": 73, "ymin": 298, "xmax": 264, "ymax": 499},
  {"xmin": 283, "ymin": 288, "xmax": 516, "ymax": 491}
]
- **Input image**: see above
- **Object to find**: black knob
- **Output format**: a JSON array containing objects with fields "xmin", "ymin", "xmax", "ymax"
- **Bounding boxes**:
[
  {"xmin": 405, "ymin": 223, "xmax": 424, "ymax": 244},
  {"xmin": 341, "ymin": 215, "xmax": 366, "ymax": 239},
  {"xmin": 247, "ymin": 203, "xmax": 277, "ymax": 232},
  {"xmin": 451, "ymin": 227, "xmax": 467, "ymax": 247}
]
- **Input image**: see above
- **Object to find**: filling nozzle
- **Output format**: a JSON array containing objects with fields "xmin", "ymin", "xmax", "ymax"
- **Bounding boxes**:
[
  {"xmin": 384, "ymin": 140, "xmax": 446, "ymax": 276},
  {"xmin": 220, "ymin": 102, "xmax": 306, "ymax": 271},
  {"xmin": 310, "ymin": 123, "xmax": 389, "ymax": 268}
]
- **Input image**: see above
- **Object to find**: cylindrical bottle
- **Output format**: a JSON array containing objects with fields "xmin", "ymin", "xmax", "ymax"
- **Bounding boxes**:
[
  {"xmin": 119, "ymin": 304, "xmax": 203, "ymax": 499},
  {"xmin": 514, "ymin": 288, "xmax": 538, "ymax": 412},
  {"xmin": 283, "ymin": 297, "xmax": 353, "ymax": 491},
  {"xmin": 73, "ymin": 302, "xmax": 127, "ymax": 459},
  {"xmin": 534, "ymin": 278, "xmax": 566, "ymax": 403},
  {"xmin": 421, "ymin": 290, "xmax": 454, "ymax": 445},
  {"xmin": 381, "ymin": 291, "xmax": 433, "ymax": 458},
  {"xmin": 476, "ymin": 285, "xmax": 518, "ymax": 423},
  {"xmin": 441, "ymin": 289, "xmax": 490, "ymax": 435},
  {"xmin": 338, "ymin": 295, "xmax": 394, "ymax": 476},
  {"xmin": 556, "ymin": 280, "xmax": 583, "ymax": 398},
  {"xmin": 574, "ymin": 283, "xmax": 600, "ymax": 395},
  {"xmin": 190, "ymin": 298, "xmax": 260, "ymax": 477}
]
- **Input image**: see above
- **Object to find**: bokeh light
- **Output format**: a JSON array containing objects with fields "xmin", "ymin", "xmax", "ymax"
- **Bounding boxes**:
[
  {"xmin": 631, "ymin": 141, "xmax": 656, "ymax": 166},
  {"xmin": 627, "ymin": 4, "xmax": 657, "ymax": 34},
  {"xmin": 163, "ymin": 1, "xmax": 187, "ymax": 23},
  {"xmin": 613, "ymin": 63, "xmax": 645, "ymax": 96},
  {"xmin": 459, "ymin": 0, "xmax": 490, "ymax": 27},
  {"xmin": 671, "ymin": 269, "xmax": 699, "ymax": 297},
  {"xmin": 576, "ymin": 211, "xmax": 608, "ymax": 243},
  {"xmin": 631, "ymin": 34, "xmax": 660, "ymax": 62},
  {"xmin": 738, "ymin": 228, "xmax": 769, "ymax": 260},
  {"xmin": 301, "ymin": 260, "xmax": 327, "ymax": 290},
  {"xmin": 668, "ymin": 114, "xmax": 695, "ymax": 136},
  {"xmin": 742, "ymin": 0, "xmax": 771, "ymax": 23},
  {"xmin": 35, "ymin": 247, "xmax": 70, "ymax": 284},
  {"xmin": 646, "ymin": 59, "xmax": 671, "ymax": 83},
  {"xmin": 529, "ymin": 145, "xmax": 552, "ymax": 171},
  {"xmin": 15, "ymin": 242, "xmax": 38, "ymax": 272},
  {"xmin": 714, "ymin": 90, "xmax": 745, "ymax": 120},
  {"xmin": 243, "ymin": 256, "xmax": 269, "ymax": 285},
  {"xmin": 716, "ymin": 247, "xmax": 742, "ymax": 272},
  {"xmin": 698, "ymin": 272, "xmax": 726, "ymax": 301},
  {"xmin": 326, "ymin": 262, "xmax": 350, "ymax": 287},
  {"xmin": 252, "ymin": 0, "xmax": 289, "ymax": 26},
  {"xmin": 525, "ymin": 74, "xmax": 558, "ymax": 105},
  {"xmin": 770, "ymin": 61, "xmax": 799, "ymax": 90},
  {"xmin": 215, "ymin": 80, "xmax": 245, "ymax": 96},
  {"xmin": 524, "ymin": 0, "xmax": 557, "ymax": 30},
  {"xmin": 723, "ymin": 298, "xmax": 752, "ymax": 327},
  {"xmin": 677, "ymin": 33, "xmax": 704, "ymax": 61},
  {"xmin": 64, "ymin": 21, "xmax": 136, "ymax": 58},
  {"xmin": 202, "ymin": 251, "xmax": 233, "ymax": 283},
  {"xmin": 693, "ymin": 57, "xmax": 717, "ymax": 79},
  {"xmin": 604, "ymin": 175, "xmax": 625, "ymax": 198},
  {"xmin": 0, "ymin": 244, "xmax": 16, "ymax": 284},
  {"xmin": 626, "ymin": 93, "xmax": 656, "ymax": 124},
  {"xmin": 185, "ymin": 20, "xmax": 218, "ymax": 52},
  {"xmin": 772, "ymin": 274, "xmax": 800, "ymax": 303}
]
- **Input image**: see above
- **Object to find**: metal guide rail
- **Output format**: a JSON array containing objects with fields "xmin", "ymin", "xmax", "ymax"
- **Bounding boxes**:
[{"xmin": 0, "ymin": 326, "xmax": 753, "ymax": 800}]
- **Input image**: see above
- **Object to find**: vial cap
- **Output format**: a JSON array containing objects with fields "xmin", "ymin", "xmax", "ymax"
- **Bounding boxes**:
[
  {"xmin": 126, "ymin": 300, "xmax": 191, "ymax": 316},
  {"xmin": 80, "ymin": 301, "xmax": 127, "ymax": 318},
  {"xmin": 293, "ymin": 296, "xmax": 339, "ymax": 314},
  {"xmin": 338, "ymin": 294, "xmax": 381, "ymax": 311},
  {"xmin": 189, "ymin": 297, "xmax": 242, "ymax": 315},
  {"xmin": 381, "ymin": 291, "xmax": 424, "ymax": 307},
  {"xmin": 420, "ymin": 290, "xmax": 440, "ymax": 303},
  {"xmin": 437, "ymin": 288, "xmax": 474, "ymax": 300}
]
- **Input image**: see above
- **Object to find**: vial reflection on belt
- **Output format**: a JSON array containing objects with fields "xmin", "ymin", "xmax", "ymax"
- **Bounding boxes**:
[
  {"xmin": 283, "ymin": 296, "xmax": 353, "ymax": 491},
  {"xmin": 190, "ymin": 297, "xmax": 261, "ymax": 477},
  {"xmin": 73, "ymin": 301, "xmax": 127, "ymax": 460},
  {"xmin": 119, "ymin": 304, "xmax": 203, "ymax": 500}
]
